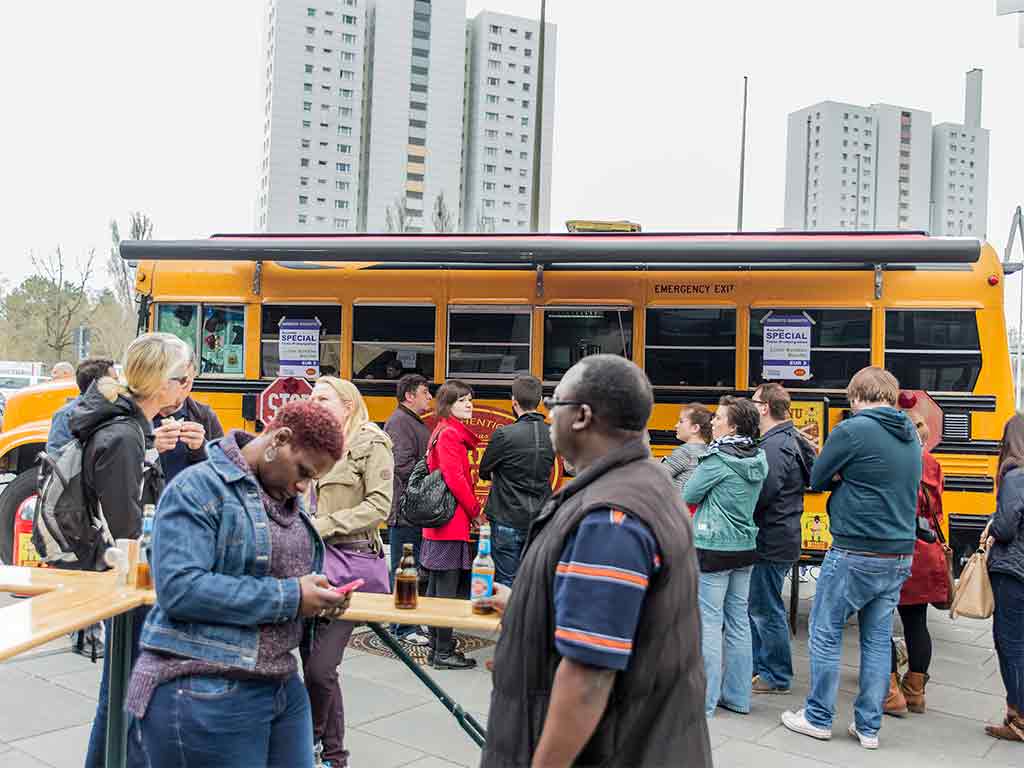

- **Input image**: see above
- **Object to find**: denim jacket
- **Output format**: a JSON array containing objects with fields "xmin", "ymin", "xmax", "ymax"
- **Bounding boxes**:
[{"xmin": 140, "ymin": 438, "xmax": 324, "ymax": 671}]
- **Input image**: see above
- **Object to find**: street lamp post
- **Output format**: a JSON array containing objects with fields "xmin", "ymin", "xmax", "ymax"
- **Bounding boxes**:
[{"xmin": 529, "ymin": 0, "xmax": 547, "ymax": 232}]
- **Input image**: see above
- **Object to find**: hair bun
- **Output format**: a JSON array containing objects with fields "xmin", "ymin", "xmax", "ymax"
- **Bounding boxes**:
[{"xmin": 898, "ymin": 391, "xmax": 918, "ymax": 409}]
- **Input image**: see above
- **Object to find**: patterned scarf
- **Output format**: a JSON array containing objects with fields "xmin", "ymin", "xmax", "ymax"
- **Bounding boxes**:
[{"xmin": 707, "ymin": 433, "xmax": 756, "ymax": 452}]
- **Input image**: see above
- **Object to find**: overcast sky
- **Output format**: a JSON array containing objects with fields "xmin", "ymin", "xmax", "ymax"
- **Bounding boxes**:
[{"xmin": 2, "ymin": 1, "xmax": 1022, "ymax": 319}]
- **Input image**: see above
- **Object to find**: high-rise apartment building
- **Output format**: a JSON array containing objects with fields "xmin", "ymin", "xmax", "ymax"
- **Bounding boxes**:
[
  {"xmin": 361, "ymin": 0, "xmax": 467, "ymax": 232},
  {"xmin": 930, "ymin": 69, "xmax": 989, "ymax": 237},
  {"xmin": 258, "ymin": 1, "xmax": 556, "ymax": 234},
  {"xmin": 784, "ymin": 71, "xmax": 989, "ymax": 237},
  {"xmin": 258, "ymin": 0, "xmax": 367, "ymax": 233},
  {"xmin": 783, "ymin": 102, "xmax": 931, "ymax": 232},
  {"xmin": 463, "ymin": 11, "xmax": 556, "ymax": 233}
]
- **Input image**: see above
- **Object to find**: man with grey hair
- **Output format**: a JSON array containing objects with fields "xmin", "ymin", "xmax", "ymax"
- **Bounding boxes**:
[
  {"xmin": 479, "ymin": 354, "xmax": 711, "ymax": 768},
  {"xmin": 51, "ymin": 361, "xmax": 74, "ymax": 381}
]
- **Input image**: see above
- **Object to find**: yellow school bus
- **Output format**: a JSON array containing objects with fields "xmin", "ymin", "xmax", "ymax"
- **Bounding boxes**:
[{"xmin": 0, "ymin": 232, "xmax": 1013, "ymax": 575}]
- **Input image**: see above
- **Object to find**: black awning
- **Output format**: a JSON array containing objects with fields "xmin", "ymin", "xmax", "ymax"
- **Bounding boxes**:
[{"xmin": 120, "ymin": 232, "xmax": 981, "ymax": 268}]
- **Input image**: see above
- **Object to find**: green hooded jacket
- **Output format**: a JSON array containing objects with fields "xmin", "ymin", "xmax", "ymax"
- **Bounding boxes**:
[{"xmin": 683, "ymin": 442, "xmax": 768, "ymax": 552}]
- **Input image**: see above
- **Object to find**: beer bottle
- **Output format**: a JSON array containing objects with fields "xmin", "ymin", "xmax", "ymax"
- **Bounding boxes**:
[
  {"xmin": 136, "ymin": 504, "xmax": 156, "ymax": 589},
  {"xmin": 471, "ymin": 525, "xmax": 495, "ymax": 615},
  {"xmin": 394, "ymin": 543, "xmax": 418, "ymax": 609}
]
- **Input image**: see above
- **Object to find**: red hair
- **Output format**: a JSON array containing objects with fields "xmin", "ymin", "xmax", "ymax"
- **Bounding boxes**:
[{"xmin": 268, "ymin": 399, "xmax": 345, "ymax": 461}]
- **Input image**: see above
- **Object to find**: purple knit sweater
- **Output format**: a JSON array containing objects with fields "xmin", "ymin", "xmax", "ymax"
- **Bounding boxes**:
[{"xmin": 126, "ymin": 431, "xmax": 313, "ymax": 718}]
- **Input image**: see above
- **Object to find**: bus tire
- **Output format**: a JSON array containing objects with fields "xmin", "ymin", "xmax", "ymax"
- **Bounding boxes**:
[{"xmin": 0, "ymin": 469, "xmax": 39, "ymax": 566}]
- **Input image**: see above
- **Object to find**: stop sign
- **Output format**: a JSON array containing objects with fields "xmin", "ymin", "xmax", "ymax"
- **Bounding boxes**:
[{"xmin": 258, "ymin": 377, "xmax": 314, "ymax": 425}]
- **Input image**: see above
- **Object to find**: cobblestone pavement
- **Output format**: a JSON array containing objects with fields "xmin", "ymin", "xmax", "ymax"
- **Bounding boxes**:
[{"xmin": 1, "ymin": 577, "xmax": 1020, "ymax": 767}]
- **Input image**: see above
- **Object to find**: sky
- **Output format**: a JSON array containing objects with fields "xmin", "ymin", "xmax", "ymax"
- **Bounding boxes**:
[{"xmin": 1, "ymin": 1, "xmax": 1022, "ymax": 319}]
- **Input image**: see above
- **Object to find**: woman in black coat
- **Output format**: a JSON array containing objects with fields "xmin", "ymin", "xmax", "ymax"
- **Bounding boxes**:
[{"xmin": 983, "ymin": 413, "xmax": 1024, "ymax": 744}]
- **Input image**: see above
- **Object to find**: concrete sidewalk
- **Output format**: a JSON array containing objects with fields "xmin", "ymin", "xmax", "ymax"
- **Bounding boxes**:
[{"xmin": 1, "ymin": 578, "xmax": 1020, "ymax": 768}]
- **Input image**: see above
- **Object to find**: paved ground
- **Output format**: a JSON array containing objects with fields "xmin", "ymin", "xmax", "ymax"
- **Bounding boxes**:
[{"xmin": 1, "ymin": 577, "xmax": 1020, "ymax": 768}]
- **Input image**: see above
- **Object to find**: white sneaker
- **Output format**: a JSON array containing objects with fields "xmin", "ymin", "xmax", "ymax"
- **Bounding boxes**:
[
  {"xmin": 781, "ymin": 709, "xmax": 832, "ymax": 741},
  {"xmin": 848, "ymin": 723, "xmax": 879, "ymax": 749},
  {"xmin": 402, "ymin": 631, "xmax": 430, "ymax": 647}
]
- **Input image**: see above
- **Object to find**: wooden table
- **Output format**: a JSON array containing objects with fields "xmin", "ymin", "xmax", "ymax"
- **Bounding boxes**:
[{"xmin": 0, "ymin": 566, "xmax": 500, "ymax": 762}]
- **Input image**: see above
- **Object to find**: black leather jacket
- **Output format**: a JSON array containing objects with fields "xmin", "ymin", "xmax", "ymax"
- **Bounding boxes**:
[{"xmin": 479, "ymin": 412, "xmax": 555, "ymax": 530}]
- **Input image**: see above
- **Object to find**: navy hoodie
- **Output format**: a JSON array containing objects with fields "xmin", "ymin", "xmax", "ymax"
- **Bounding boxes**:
[{"xmin": 809, "ymin": 406, "xmax": 921, "ymax": 555}]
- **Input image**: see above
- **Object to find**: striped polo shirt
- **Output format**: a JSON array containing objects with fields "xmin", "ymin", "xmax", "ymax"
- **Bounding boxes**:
[{"xmin": 553, "ymin": 508, "xmax": 661, "ymax": 671}]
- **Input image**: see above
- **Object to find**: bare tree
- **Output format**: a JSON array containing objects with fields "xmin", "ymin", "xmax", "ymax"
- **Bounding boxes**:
[
  {"xmin": 385, "ymin": 196, "xmax": 412, "ymax": 233},
  {"xmin": 107, "ymin": 212, "xmax": 154, "ymax": 310},
  {"xmin": 31, "ymin": 247, "xmax": 96, "ymax": 359},
  {"xmin": 432, "ymin": 191, "xmax": 454, "ymax": 233}
]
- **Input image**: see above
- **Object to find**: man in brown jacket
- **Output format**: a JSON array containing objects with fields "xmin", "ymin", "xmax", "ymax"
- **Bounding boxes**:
[{"xmin": 480, "ymin": 355, "xmax": 711, "ymax": 768}]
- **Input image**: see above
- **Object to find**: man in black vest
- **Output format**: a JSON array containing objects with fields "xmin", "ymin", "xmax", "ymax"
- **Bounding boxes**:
[{"xmin": 479, "ymin": 355, "xmax": 712, "ymax": 768}]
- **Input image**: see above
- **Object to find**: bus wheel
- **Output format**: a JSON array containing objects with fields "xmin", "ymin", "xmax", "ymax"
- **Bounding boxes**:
[{"xmin": 0, "ymin": 470, "xmax": 40, "ymax": 567}]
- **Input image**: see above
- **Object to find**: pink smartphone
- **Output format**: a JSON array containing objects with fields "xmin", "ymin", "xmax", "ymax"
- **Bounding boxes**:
[{"xmin": 334, "ymin": 578, "xmax": 365, "ymax": 595}]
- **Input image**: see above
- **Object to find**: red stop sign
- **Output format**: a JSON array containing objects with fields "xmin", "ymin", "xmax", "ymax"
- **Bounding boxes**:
[{"xmin": 257, "ymin": 377, "xmax": 313, "ymax": 425}]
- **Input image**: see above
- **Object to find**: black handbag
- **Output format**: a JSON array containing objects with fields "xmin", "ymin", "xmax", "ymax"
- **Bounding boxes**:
[{"xmin": 400, "ymin": 431, "xmax": 457, "ymax": 529}]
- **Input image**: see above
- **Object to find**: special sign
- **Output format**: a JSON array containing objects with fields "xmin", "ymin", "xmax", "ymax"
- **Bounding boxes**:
[
  {"xmin": 278, "ymin": 318, "xmax": 321, "ymax": 378},
  {"xmin": 257, "ymin": 376, "xmax": 314, "ymax": 425},
  {"xmin": 763, "ymin": 314, "xmax": 812, "ymax": 381}
]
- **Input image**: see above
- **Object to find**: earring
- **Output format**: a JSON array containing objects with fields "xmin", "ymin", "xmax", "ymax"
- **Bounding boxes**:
[{"xmin": 264, "ymin": 445, "xmax": 278, "ymax": 463}]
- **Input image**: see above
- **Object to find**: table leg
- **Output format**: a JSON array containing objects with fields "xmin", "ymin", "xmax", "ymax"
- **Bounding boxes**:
[
  {"xmin": 104, "ymin": 611, "xmax": 133, "ymax": 768},
  {"xmin": 789, "ymin": 563, "xmax": 800, "ymax": 637},
  {"xmin": 367, "ymin": 622, "xmax": 487, "ymax": 748}
]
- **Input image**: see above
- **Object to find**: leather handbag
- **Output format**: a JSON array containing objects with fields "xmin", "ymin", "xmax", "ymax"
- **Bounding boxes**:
[
  {"xmin": 949, "ymin": 545, "xmax": 994, "ymax": 620},
  {"xmin": 400, "ymin": 431, "xmax": 457, "ymax": 529},
  {"xmin": 927, "ymin": 504, "xmax": 956, "ymax": 611}
]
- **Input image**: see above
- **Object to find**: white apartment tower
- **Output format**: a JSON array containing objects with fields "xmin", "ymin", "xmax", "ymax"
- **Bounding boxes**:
[
  {"xmin": 258, "ymin": 0, "xmax": 367, "ymax": 233},
  {"xmin": 463, "ymin": 12, "xmax": 556, "ymax": 233},
  {"xmin": 783, "ymin": 101, "xmax": 932, "ymax": 231},
  {"xmin": 930, "ymin": 69, "xmax": 990, "ymax": 237},
  {"xmin": 361, "ymin": 0, "xmax": 467, "ymax": 232}
]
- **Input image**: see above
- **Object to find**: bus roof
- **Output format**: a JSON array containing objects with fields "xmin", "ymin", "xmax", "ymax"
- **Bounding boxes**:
[{"xmin": 120, "ymin": 232, "xmax": 981, "ymax": 270}]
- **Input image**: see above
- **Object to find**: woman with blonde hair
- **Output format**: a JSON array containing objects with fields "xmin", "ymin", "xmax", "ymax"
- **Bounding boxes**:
[
  {"xmin": 79, "ymin": 332, "xmax": 194, "ymax": 768},
  {"xmin": 304, "ymin": 376, "xmax": 395, "ymax": 768}
]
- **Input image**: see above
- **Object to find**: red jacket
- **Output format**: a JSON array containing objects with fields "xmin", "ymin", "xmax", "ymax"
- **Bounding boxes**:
[
  {"xmin": 423, "ymin": 417, "xmax": 481, "ymax": 542},
  {"xmin": 900, "ymin": 451, "xmax": 949, "ymax": 606}
]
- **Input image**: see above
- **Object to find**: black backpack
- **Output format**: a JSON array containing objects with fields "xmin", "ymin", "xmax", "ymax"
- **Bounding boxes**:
[{"xmin": 33, "ymin": 417, "xmax": 153, "ymax": 571}]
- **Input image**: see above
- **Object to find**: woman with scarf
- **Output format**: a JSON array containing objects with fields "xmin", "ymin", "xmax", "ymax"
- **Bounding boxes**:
[
  {"xmin": 884, "ymin": 409, "xmax": 948, "ymax": 717},
  {"xmin": 683, "ymin": 396, "xmax": 768, "ymax": 719},
  {"xmin": 304, "ymin": 377, "xmax": 395, "ymax": 768}
]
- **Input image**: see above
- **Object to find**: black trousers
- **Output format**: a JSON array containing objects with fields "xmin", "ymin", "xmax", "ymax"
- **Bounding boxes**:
[
  {"xmin": 426, "ymin": 568, "xmax": 469, "ymax": 655},
  {"xmin": 891, "ymin": 602, "xmax": 932, "ymax": 674}
]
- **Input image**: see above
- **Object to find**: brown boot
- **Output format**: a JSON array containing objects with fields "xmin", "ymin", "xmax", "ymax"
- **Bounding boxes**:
[
  {"xmin": 883, "ymin": 672, "xmax": 908, "ymax": 716},
  {"xmin": 985, "ymin": 706, "xmax": 1024, "ymax": 742},
  {"xmin": 901, "ymin": 671, "xmax": 929, "ymax": 714}
]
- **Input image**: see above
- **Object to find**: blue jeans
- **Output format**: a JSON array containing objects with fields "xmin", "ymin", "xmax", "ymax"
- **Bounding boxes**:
[
  {"xmin": 749, "ymin": 561, "xmax": 794, "ymax": 689},
  {"xmin": 389, "ymin": 525, "xmax": 422, "ymax": 636},
  {"xmin": 699, "ymin": 566, "xmax": 754, "ymax": 717},
  {"xmin": 991, "ymin": 571, "xmax": 1024, "ymax": 711},
  {"xmin": 491, "ymin": 522, "xmax": 528, "ymax": 588},
  {"xmin": 804, "ymin": 549, "xmax": 911, "ymax": 736},
  {"xmin": 85, "ymin": 605, "xmax": 151, "ymax": 768},
  {"xmin": 141, "ymin": 673, "xmax": 313, "ymax": 768}
]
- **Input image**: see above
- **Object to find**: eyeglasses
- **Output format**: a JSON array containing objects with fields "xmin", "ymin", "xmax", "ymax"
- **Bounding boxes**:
[
  {"xmin": 750, "ymin": 399, "xmax": 767, "ymax": 405},
  {"xmin": 543, "ymin": 397, "xmax": 587, "ymax": 410}
]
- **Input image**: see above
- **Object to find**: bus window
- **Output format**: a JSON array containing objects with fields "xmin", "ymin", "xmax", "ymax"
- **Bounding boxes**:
[
  {"xmin": 156, "ymin": 304, "xmax": 200, "ymax": 357},
  {"xmin": 352, "ymin": 305, "xmax": 435, "ymax": 381},
  {"xmin": 447, "ymin": 306, "xmax": 531, "ymax": 379},
  {"xmin": 200, "ymin": 305, "xmax": 246, "ymax": 376},
  {"xmin": 261, "ymin": 305, "xmax": 342, "ymax": 378},
  {"xmin": 885, "ymin": 310, "xmax": 982, "ymax": 392},
  {"xmin": 543, "ymin": 307, "xmax": 633, "ymax": 381},
  {"xmin": 749, "ymin": 308, "xmax": 870, "ymax": 390},
  {"xmin": 645, "ymin": 308, "xmax": 736, "ymax": 387}
]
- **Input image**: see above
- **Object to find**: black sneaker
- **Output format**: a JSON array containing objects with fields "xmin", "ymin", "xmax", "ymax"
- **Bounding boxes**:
[{"xmin": 433, "ymin": 652, "xmax": 477, "ymax": 670}]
